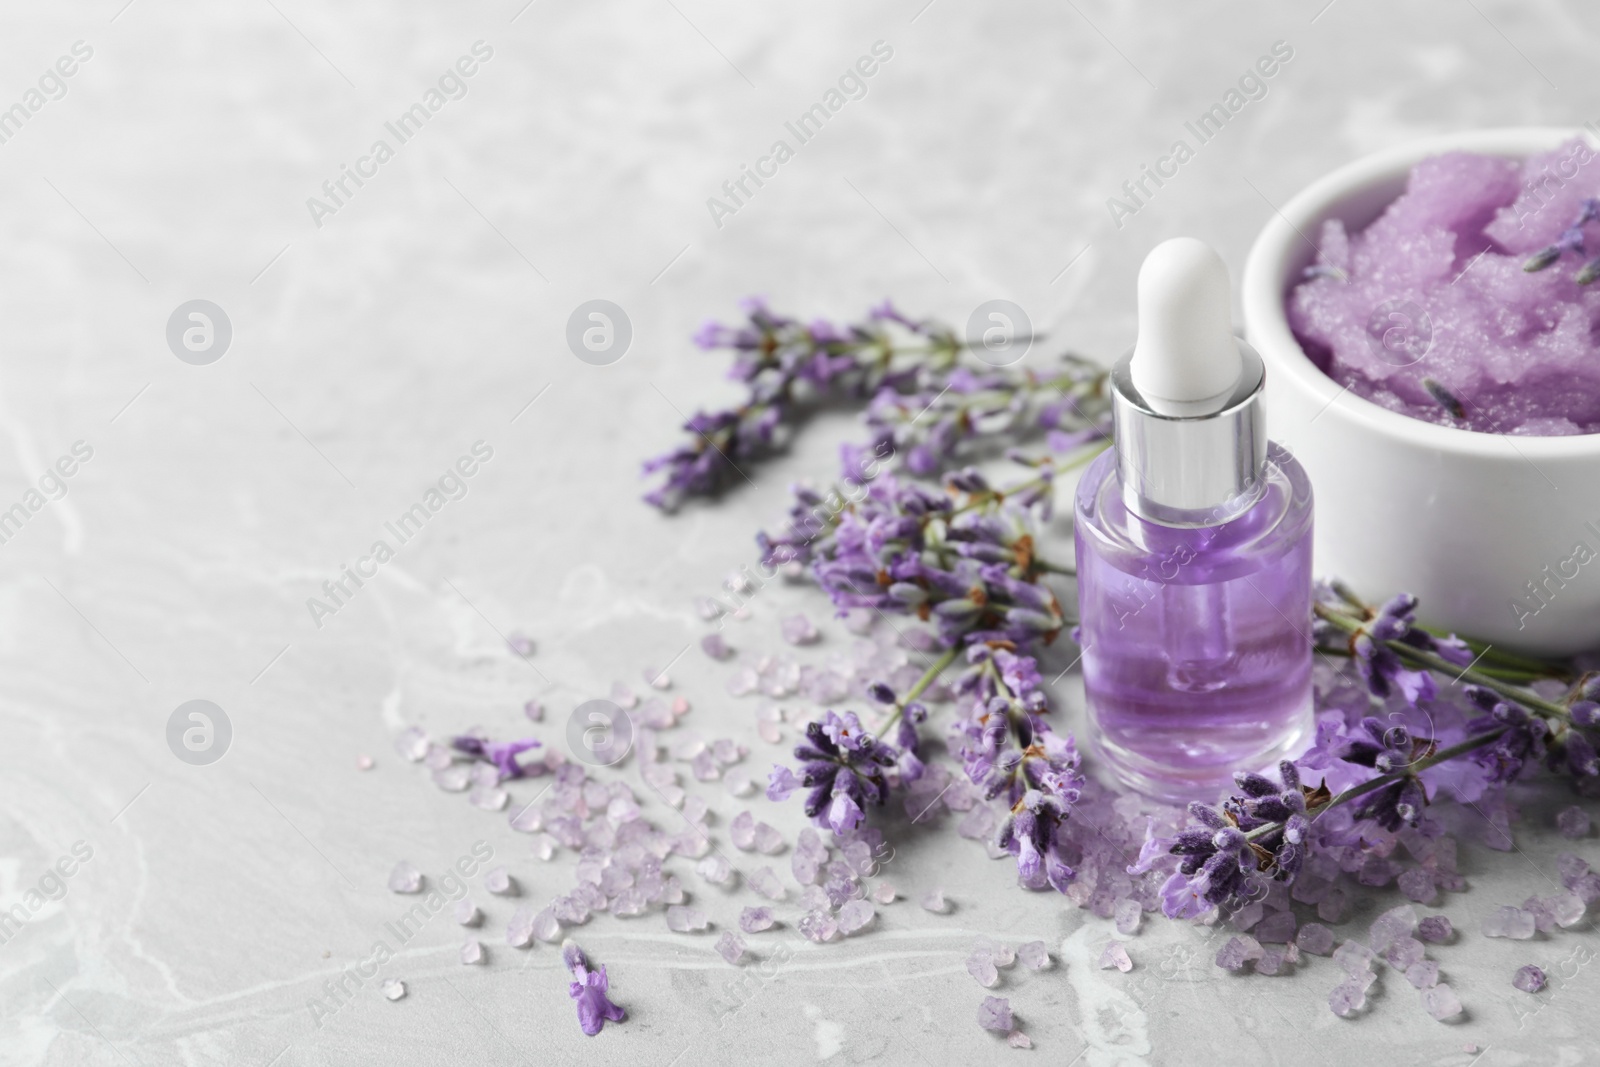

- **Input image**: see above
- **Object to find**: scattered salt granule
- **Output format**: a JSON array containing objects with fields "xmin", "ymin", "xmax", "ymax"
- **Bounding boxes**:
[
  {"xmin": 920, "ymin": 889, "xmax": 949, "ymax": 913},
  {"xmin": 1552, "ymin": 892, "xmax": 1587, "ymax": 928},
  {"xmin": 1018, "ymin": 940, "xmax": 1049, "ymax": 970},
  {"xmin": 461, "ymin": 939, "xmax": 485, "ymax": 965},
  {"xmin": 1483, "ymin": 905, "xmax": 1537, "ymax": 940},
  {"xmin": 739, "ymin": 907, "xmax": 774, "ymax": 933},
  {"xmin": 1333, "ymin": 941, "xmax": 1375, "ymax": 976},
  {"xmin": 1417, "ymin": 915, "xmax": 1453, "ymax": 943},
  {"xmin": 977, "ymin": 996, "xmax": 1013, "ymax": 1033},
  {"xmin": 1230, "ymin": 901, "xmax": 1264, "ymax": 932},
  {"xmin": 838, "ymin": 899, "xmax": 875, "ymax": 935},
  {"xmin": 1328, "ymin": 978, "xmax": 1367, "ymax": 1017},
  {"xmin": 532, "ymin": 833, "xmax": 558, "ymax": 861},
  {"xmin": 1215, "ymin": 935, "xmax": 1264, "ymax": 972},
  {"xmin": 454, "ymin": 899, "xmax": 481, "ymax": 927},
  {"xmin": 967, "ymin": 949, "xmax": 1000, "ymax": 988},
  {"xmin": 666, "ymin": 905, "xmax": 709, "ymax": 933},
  {"xmin": 643, "ymin": 665, "xmax": 671, "ymax": 690},
  {"xmin": 780, "ymin": 613, "xmax": 819, "ymax": 645},
  {"xmin": 1405, "ymin": 960, "xmax": 1440, "ymax": 989},
  {"xmin": 357, "ymin": 754, "xmax": 374, "ymax": 770},
  {"xmin": 872, "ymin": 883, "xmax": 896, "ymax": 904},
  {"xmin": 1114, "ymin": 898, "xmax": 1142, "ymax": 936},
  {"xmin": 752, "ymin": 822, "xmax": 786, "ymax": 855},
  {"xmin": 382, "ymin": 979, "xmax": 406, "ymax": 1002},
  {"xmin": 1557, "ymin": 806, "xmax": 1591, "ymax": 839},
  {"xmin": 1254, "ymin": 910, "xmax": 1296, "ymax": 944},
  {"xmin": 748, "ymin": 867, "xmax": 785, "ymax": 901},
  {"xmin": 1398, "ymin": 867, "xmax": 1438, "ymax": 904},
  {"xmin": 1255, "ymin": 947, "xmax": 1289, "ymax": 976},
  {"xmin": 729, "ymin": 811, "xmax": 757, "ymax": 851},
  {"xmin": 716, "ymin": 931, "xmax": 747, "ymax": 964},
  {"xmin": 1513, "ymin": 964, "xmax": 1547, "ymax": 993},
  {"xmin": 506, "ymin": 907, "xmax": 536, "ymax": 948},
  {"xmin": 483, "ymin": 867, "xmax": 514, "ymax": 895},
  {"xmin": 697, "ymin": 855, "xmax": 733, "ymax": 886},
  {"xmin": 387, "ymin": 861, "xmax": 423, "ymax": 894},
  {"xmin": 799, "ymin": 911, "xmax": 838, "ymax": 943},
  {"xmin": 533, "ymin": 908, "xmax": 563, "ymax": 943},
  {"xmin": 523, "ymin": 699, "xmax": 544, "ymax": 722},
  {"xmin": 395, "ymin": 727, "xmax": 429, "ymax": 762},
  {"xmin": 1423, "ymin": 982, "xmax": 1463, "ymax": 1021},
  {"xmin": 1368, "ymin": 905, "xmax": 1417, "ymax": 954},
  {"xmin": 1295, "ymin": 923, "xmax": 1335, "ymax": 956},
  {"xmin": 508, "ymin": 633, "xmax": 534, "ymax": 656},
  {"xmin": 1007, "ymin": 1031, "xmax": 1032, "ymax": 1049},
  {"xmin": 1099, "ymin": 941, "xmax": 1133, "ymax": 972}
]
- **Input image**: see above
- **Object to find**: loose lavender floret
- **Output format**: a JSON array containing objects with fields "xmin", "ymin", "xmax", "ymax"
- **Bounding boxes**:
[
  {"xmin": 450, "ymin": 734, "xmax": 542, "ymax": 780},
  {"xmin": 563, "ymin": 941, "xmax": 626, "ymax": 1036}
]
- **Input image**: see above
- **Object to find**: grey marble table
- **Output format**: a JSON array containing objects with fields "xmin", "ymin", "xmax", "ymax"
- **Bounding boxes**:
[{"xmin": 1, "ymin": 0, "xmax": 1597, "ymax": 1064}]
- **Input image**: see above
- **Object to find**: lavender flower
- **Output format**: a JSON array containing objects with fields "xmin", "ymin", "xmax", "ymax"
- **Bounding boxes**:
[
  {"xmin": 563, "ymin": 941, "xmax": 625, "ymax": 1036},
  {"xmin": 782, "ymin": 711, "xmax": 898, "ymax": 834},
  {"xmin": 1523, "ymin": 198, "xmax": 1600, "ymax": 284},
  {"xmin": 1465, "ymin": 686, "xmax": 1550, "ymax": 784},
  {"xmin": 450, "ymin": 735, "xmax": 541, "ymax": 780}
]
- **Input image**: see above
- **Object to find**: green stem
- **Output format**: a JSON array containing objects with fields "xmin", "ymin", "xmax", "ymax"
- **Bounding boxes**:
[
  {"xmin": 876, "ymin": 645, "xmax": 961, "ymax": 736},
  {"xmin": 1313, "ymin": 603, "xmax": 1572, "ymax": 722}
]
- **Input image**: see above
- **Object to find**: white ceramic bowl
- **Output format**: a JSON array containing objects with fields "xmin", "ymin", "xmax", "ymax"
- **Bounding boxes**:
[{"xmin": 1241, "ymin": 127, "xmax": 1600, "ymax": 655}]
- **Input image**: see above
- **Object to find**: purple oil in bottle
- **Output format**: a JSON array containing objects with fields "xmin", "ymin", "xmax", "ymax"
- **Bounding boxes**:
[{"xmin": 1074, "ymin": 443, "xmax": 1314, "ymax": 802}]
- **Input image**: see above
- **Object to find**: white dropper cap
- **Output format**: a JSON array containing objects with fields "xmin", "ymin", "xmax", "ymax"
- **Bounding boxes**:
[
  {"xmin": 1130, "ymin": 237, "xmax": 1245, "ymax": 411},
  {"xmin": 1110, "ymin": 237, "xmax": 1267, "ymax": 526}
]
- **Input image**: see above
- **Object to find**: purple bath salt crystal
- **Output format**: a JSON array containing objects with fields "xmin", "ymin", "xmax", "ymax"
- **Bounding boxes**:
[
  {"xmin": 739, "ymin": 906, "xmax": 774, "ymax": 933},
  {"xmin": 1215, "ymin": 935, "xmax": 1264, "ymax": 972},
  {"xmin": 1007, "ymin": 1031, "xmax": 1032, "ymax": 1049},
  {"xmin": 533, "ymin": 907, "xmax": 563, "ymax": 943},
  {"xmin": 395, "ymin": 727, "xmax": 429, "ymax": 761},
  {"xmin": 1099, "ymin": 941, "xmax": 1133, "ymax": 973},
  {"xmin": 780, "ymin": 613, "xmax": 819, "ymax": 645},
  {"xmin": 483, "ymin": 867, "xmax": 514, "ymax": 896},
  {"xmin": 1333, "ymin": 941, "xmax": 1375, "ymax": 976},
  {"xmin": 837, "ymin": 899, "xmax": 875, "ymax": 935},
  {"xmin": 506, "ymin": 906, "xmax": 537, "ymax": 948},
  {"xmin": 749, "ymin": 867, "xmax": 785, "ymax": 901},
  {"xmin": 716, "ymin": 931, "xmax": 747, "ymax": 964},
  {"xmin": 1423, "ymin": 983, "xmax": 1463, "ymax": 1021},
  {"xmin": 508, "ymin": 632, "xmax": 534, "ymax": 656},
  {"xmin": 1254, "ymin": 910, "xmax": 1296, "ymax": 945},
  {"xmin": 730, "ymin": 811, "xmax": 757, "ymax": 851},
  {"xmin": 967, "ymin": 950, "xmax": 999, "ymax": 988},
  {"xmin": 799, "ymin": 885, "xmax": 830, "ymax": 912},
  {"xmin": 701, "ymin": 633, "xmax": 733, "ymax": 660},
  {"xmin": 1368, "ymin": 905, "xmax": 1418, "ymax": 954},
  {"xmin": 872, "ymin": 883, "xmax": 896, "ymax": 904},
  {"xmin": 1557, "ymin": 806, "xmax": 1591, "ymax": 839},
  {"xmin": 799, "ymin": 911, "xmax": 838, "ymax": 943},
  {"xmin": 1398, "ymin": 867, "xmax": 1438, "ymax": 905},
  {"xmin": 1328, "ymin": 978, "xmax": 1366, "ymax": 1018},
  {"xmin": 1018, "ymin": 941, "xmax": 1049, "ymax": 970},
  {"xmin": 697, "ymin": 855, "xmax": 733, "ymax": 886},
  {"xmin": 1523, "ymin": 895, "xmax": 1559, "ymax": 934},
  {"xmin": 1483, "ymin": 905, "xmax": 1536, "ymax": 940},
  {"xmin": 790, "ymin": 849, "xmax": 820, "ymax": 886},
  {"xmin": 1296, "ymin": 923, "xmax": 1335, "ymax": 956},
  {"xmin": 1417, "ymin": 915, "xmax": 1453, "ymax": 943},
  {"xmin": 461, "ymin": 939, "xmax": 485, "ymax": 965},
  {"xmin": 752, "ymin": 822, "xmax": 786, "ymax": 855},
  {"xmin": 1552, "ymin": 891, "xmax": 1586, "ymax": 928},
  {"xmin": 666, "ymin": 905, "xmax": 708, "ymax": 933},
  {"xmin": 1386, "ymin": 937, "xmax": 1425, "ymax": 971},
  {"xmin": 523, "ymin": 698, "xmax": 544, "ymax": 722},
  {"xmin": 1114, "ymin": 898, "xmax": 1142, "ymax": 936},
  {"xmin": 920, "ymin": 889, "xmax": 948, "ymax": 914},
  {"xmin": 1513, "ymin": 964, "xmax": 1547, "ymax": 993},
  {"xmin": 1255, "ymin": 947, "xmax": 1289, "ymax": 976},
  {"xmin": 387, "ymin": 861, "xmax": 422, "ymax": 894},
  {"xmin": 455, "ymin": 899, "xmax": 481, "ymax": 927},
  {"xmin": 1558, "ymin": 851, "xmax": 1590, "ymax": 888},
  {"xmin": 1405, "ymin": 960, "xmax": 1440, "ymax": 989},
  {"xmin": 382, "ymin": 979, "xmax": 406, "ymax": 1002},
  {"xmin": 977, "ymin": 996, "xmax": 1013, "ymax": 1033}
]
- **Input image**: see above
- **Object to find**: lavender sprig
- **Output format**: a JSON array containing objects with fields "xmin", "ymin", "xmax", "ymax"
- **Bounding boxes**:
[{"xmin": 644, "ymin": 300, "xmax": 1108, "ymax": 508}]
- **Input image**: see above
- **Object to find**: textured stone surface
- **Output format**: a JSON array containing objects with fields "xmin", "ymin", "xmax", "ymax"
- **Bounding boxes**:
[{"xmin": 4, "ymin": 2, "xmax": 1598, "ymax": 1063}]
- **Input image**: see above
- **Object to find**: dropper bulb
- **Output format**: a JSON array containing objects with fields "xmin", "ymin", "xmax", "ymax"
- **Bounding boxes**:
[{"xmin": 1130, "ymin": 237, "xmax": 1244, "ymax": 406}]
